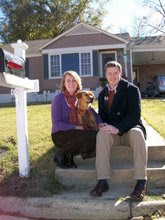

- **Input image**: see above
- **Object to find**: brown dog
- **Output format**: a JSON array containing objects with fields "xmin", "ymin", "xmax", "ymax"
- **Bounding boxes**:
[{"xmin": 76, "ymin": 91, "xmax": 98, "ymax": 131}]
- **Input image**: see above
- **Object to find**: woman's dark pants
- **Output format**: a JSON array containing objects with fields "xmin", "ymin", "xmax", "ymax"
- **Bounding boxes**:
[{"xmin": 51, "ymin": 129, "xmax": 97, "ymax": 159}]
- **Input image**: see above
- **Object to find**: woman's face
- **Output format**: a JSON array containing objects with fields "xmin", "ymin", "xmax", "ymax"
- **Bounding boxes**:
[{"xmin": 64, "ymin": 74, "xmax": 78, "ymax": 95}]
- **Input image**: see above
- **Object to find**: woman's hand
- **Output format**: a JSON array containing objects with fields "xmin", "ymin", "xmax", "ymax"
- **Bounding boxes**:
[{"xmin": 76, "ymin": 125, "xmax": 84, "ymax": 130}]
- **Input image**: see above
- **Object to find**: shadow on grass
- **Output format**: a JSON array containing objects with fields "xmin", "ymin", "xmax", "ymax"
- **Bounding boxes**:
[
  {"xmin": 0, "ymin": 145, "xmax": 67, "ymax": 197},
  {"xmin": 0, "ymin": 101, "xmax": 51, "ymax": 108}
]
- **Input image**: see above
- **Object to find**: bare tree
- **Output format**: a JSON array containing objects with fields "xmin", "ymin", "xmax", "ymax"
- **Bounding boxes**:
[
  {"xmin": 132, "ymin": 18, "xmax": 147, "ymax": 37},
  {"xmin": 138, "ymin": 0, "xmax": 165, "ymax": 35}
]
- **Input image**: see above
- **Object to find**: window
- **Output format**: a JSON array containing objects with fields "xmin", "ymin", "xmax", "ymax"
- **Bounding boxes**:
[
  {"xmin": 80, "ymin": 52, "xmax": 91, "ymax": 76},
  {"xmin": 49, "ymin": 52, "xmax": 92, "ymax": 78},
  {"xmin": 50, "ymin": 55, "xmax": 61, "ymax": 77}
]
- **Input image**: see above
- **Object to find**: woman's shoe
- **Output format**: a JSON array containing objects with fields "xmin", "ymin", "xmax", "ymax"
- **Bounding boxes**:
[
  {"xmin": 68, "ymin": 155, "xmax": 77, "ymax": 168},
  {"xmin": 81, "ymin": 151, "xmax": 96, "ymax": 159},
  {"xmin": 54, "ymin": 152, "xmax": 69, "ymax": 169}
]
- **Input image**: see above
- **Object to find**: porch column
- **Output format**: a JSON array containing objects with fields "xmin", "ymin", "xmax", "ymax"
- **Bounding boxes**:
[
  {"xmin": 129, "ymin": 48, "xmax": 133, "ymax": 82},
  {"xmin": 124, "ymin": 48, "xmax": 128, "ymax": 78}
]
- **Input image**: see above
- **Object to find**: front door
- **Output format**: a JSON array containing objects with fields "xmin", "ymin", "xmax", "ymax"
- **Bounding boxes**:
[{"xmin": 101, "ymin": 52, "xmax": 116, "ymax": 78}]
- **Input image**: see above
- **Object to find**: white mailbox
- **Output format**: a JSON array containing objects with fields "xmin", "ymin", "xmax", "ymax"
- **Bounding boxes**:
[{"xmin": 0, "ymin": 40, "xmax": 39, "ymax": 177}]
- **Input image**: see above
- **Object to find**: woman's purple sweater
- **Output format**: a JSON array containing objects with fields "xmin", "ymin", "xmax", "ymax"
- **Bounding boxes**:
[{"xmin": 51, "ymin": 92, "xmax": 102, "ymax": 133}]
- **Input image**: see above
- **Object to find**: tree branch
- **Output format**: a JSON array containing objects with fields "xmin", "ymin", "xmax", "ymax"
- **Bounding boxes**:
[{"xmin": 139, "ymin": 18, "xmax": 165, "ymax": 34}]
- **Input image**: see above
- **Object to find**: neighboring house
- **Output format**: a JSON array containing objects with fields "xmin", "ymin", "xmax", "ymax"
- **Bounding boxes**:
[
  {"xmin": 1, "ymin": 22, "xmax": 165, "ymax": 100},
  {"xmin": 131, "ymin": 36, "xmax": 165, "ymax": 93}
]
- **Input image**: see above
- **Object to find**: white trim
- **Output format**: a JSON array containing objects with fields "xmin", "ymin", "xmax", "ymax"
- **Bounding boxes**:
[
  {"xmin": 132, "ymin": 47, "xmax": 165, "ymax": 52},
  {"xmin": 26, "ymin": 54, "xmax": 41, "ymax": 58},
  {"xmin": 123, "ymin": 48, "xmax": 128, "ymax": 78},
  {"xmin": 80, "ymin": 51, "xmax": 93, "ymax": 77},
  {"xmin": 42, "ymin": 44, "xmax": 126, "ymax": 55},
  {"xmin": 91, "ymin": 51, "xmax": 93, "ymax": 78},
  {"xmin": 130, "ymin": 49, "xmax": 133, "ymax": 81},
  {"xmin": 49, "ymin": 54, "xmax": 62, "ymax": 79},
  {"xmin": 67, "ymin": 31, "xmax": 98, "ymax": 36},
  {"xmin": 79, "ymin": 52, "xmax": 81, "ymax": 77},
  {"xmin": 40, "ymin": 22, "xmax": 128, "ymax": 50},
  {"xmin": 99, "ymin": 51, "xmax": 117, "ymax": 77},
  {"xmin": 66, "ymin": 25, "xmax": 98, "ymax": 36}
]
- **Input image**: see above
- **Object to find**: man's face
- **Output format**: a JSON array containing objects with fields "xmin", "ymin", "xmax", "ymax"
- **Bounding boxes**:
[{"xmin": 106, "ymin": 66, "xmax": 122, "ymax": 88}]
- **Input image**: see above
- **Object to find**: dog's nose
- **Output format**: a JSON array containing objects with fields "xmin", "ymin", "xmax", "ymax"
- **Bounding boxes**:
[{"xmin": 90, "ymin": 97, "xmax": 94, "ymax": 103}]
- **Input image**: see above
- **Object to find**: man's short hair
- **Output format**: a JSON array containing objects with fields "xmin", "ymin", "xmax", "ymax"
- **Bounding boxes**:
[{"xmin": 105, "ymin": 61, "xmax": 122, "ymax": 72}]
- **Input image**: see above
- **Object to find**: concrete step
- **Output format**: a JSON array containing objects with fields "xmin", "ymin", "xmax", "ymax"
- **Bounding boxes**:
[
  {"xmin": 55, "ymin": 145, "xmax": 165, "ymax": 189},
  {"xmin": 0, "ymin": 191, "xmax": 165, "ymax": 220},
  {"xmin": 55, "ymin": 158, "xmax": 165, "ymax": 189},
  {"xmin": 96, "ymin": 145, "xmax": 165, "ymax": 163},
  {"xmin": 0, "ymin": 187, "xmax": 165, "ymax": 220}
]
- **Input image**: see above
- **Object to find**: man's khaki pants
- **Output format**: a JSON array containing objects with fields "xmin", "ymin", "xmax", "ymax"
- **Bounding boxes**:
[{"xmin": 96, "ymin": 128, "xmax": 148, "ymax": 180}]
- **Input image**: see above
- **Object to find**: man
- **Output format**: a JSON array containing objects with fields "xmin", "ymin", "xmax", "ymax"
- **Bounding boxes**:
[{"xmin": 90, "ymin": 61, "xmax": 148, "ymax": 201}]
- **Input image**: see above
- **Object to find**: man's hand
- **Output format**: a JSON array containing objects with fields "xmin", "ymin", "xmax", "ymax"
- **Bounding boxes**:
[
  {"xmin": 98, "ymin": 123, "xmax": 108, "ymax": 129},
  {"xmin": 100, "ymin": 125, "xmax": 119, "ymax": 134}
]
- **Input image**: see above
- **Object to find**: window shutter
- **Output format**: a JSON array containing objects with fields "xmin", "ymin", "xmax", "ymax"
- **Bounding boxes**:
[
  {"xmin": 93, "ymin": 50, "xmax": 99, "ymax": 76},
  {"xmin": 25, "ymin": 58, "xmax": 29, "ymax": 78},
  {"xmin": 43, "ymin": 54, "xmax": 49, "ymax": 79},
  {"xmin": 62, "ymin": 53, "xmax": 79, "ymax": 74}
]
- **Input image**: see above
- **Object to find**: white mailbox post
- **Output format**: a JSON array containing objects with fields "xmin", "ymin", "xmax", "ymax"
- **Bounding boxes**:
[{"xmin": 0, "ymin": 40, "xmax": 39, "ymax": 177}]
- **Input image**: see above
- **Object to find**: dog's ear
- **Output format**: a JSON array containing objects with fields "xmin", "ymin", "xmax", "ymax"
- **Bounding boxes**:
[
  {"xmin": 76, "ymin": 91, "xmax": 83, "ymax": 99},
  {"xmin": 88, "ymin": 91, "xmax": 95, "ymax": 99}
]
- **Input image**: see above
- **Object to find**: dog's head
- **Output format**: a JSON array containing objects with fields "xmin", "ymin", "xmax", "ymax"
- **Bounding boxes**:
[{"xmin": 76, "ymin": 91, "xmax": 95, "ymax": 111}]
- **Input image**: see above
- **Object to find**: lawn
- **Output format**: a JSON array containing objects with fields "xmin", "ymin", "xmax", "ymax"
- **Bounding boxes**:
[
  {"xmin": 0, "ymin": 104, "xmax": 60, "ymax": 197},
  {"xmin": 142, "ymin": 98, "xmax": 165, "ymax": 138},
  {"xmin": 0, "ymin": 98, "xmax": 164, "ymax": 197}
]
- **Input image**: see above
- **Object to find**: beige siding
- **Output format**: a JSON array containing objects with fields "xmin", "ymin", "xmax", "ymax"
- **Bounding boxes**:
[
  {"xmin": 29, "ymin": 56, "xmax": 42, "ymax": 80},
  {"xmin": 28, "ymin": 56, "xmax": 43, "ymax": 90},
  {"xmin": 44, "ymin": 33, "xmax": 124, "ymax": 49},
  {"xmin": 41, "ymin": 77, "xmax": 101, "ymax": 91},
  {"xmin": 42, "ymin": 78, "xmax": 61, "ymax": 91},
  {"xmin": 0, "ymin": 86, "xmax": 11, "ymax": 94},
  {"xmin": 82, "ymin": 77, "xmax": 101, "ymax": 89}
]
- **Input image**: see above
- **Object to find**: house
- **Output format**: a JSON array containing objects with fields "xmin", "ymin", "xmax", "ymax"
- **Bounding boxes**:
[{"xmin": 1, "ymin": 22, "xmax": 165, "ymax": 103}]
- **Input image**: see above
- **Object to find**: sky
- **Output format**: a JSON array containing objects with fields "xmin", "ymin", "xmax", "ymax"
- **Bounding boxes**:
[{"xmin": 101, "ymin": 0, "xmax": 149, "ymax": 36}]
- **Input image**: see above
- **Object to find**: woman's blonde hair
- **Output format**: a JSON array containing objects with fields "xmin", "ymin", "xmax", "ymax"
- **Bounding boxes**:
[{"xmin": 60, "ymin": 70, "xmax": 82, "ymax": 92}]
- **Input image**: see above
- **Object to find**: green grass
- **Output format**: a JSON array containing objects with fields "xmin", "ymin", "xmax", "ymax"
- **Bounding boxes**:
[
  {"xmin": 0, "ymin": 104, "xmax": 60, "ymax": 197},
  {"xmin": 0, "ymin": 99, "xmax": 165, "ymax": 197},
  {"xmin": 142, "ymin": 98, "xmax": 165, "ymax": 138}
]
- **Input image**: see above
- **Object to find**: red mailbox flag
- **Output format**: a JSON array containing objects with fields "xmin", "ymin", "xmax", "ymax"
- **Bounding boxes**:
[
  {"xmin": 0, "ymin": 48, "xmax": 25, "ymax": 76},
  {"xmin": 7, "ymin": 61, "xmax": 23, "ymax": 70}
]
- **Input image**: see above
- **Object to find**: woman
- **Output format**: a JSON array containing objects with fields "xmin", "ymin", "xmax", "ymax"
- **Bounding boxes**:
[{"xmin": 51, "ymin": 70, "xmax": 102, "ymax": 169}]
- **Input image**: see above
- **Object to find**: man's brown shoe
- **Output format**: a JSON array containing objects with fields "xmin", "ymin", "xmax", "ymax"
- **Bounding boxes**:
[
  {"xmin": 130, "ymin": 184, "xmax": 147, "ymax": 201},
  {"xmin": 90, "ymin": 181, "xmax": 109, "ymax": 197}
]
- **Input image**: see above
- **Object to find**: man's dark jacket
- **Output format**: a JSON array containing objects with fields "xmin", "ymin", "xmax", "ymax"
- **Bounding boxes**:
[{"xmin": 98, "ymin": 78, "xmax": 146, "ymax": 139}]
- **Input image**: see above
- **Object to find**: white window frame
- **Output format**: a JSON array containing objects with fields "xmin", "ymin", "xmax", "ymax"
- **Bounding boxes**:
[
  {"xmin": 79, "ymin": 51, "xmax": 93, "ymax": 77},
  {"xmin": 49, "ymin": 54, "xmax": 62, "ymax": 79},
  {"xmin": 99, "ymin": 51, "xmax": 117, "ymax": 77}
]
